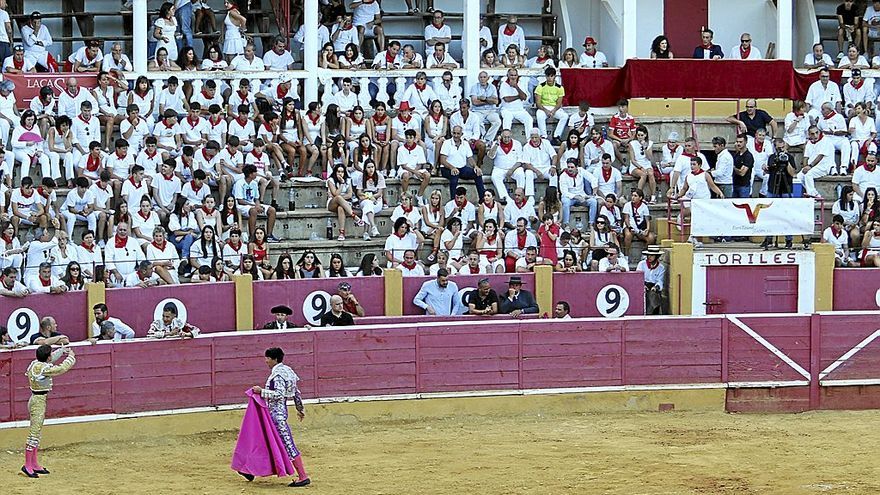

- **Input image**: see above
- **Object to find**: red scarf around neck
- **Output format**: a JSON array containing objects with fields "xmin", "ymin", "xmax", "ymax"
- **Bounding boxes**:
[
  {"xmin": 499, "ymin": 139, "xmax": 513, "ymax": 154},
  {"xmin": 503, "ymin": 24, "xmax": 517, "ymax": 36},
  {"xmin": 114, "ymin": 234, "xmax": 127, "ymax": 249}
]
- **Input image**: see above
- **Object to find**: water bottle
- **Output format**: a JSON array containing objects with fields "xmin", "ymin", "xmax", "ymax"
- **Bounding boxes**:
[
  {"xmin": 326, "ymin": 218, "xmax": 333, "ymax": 240},
  {"xmin": 287, "ymin": 188, "xmax": 295, "ymax": 211},
  {"xmin": 601, "ymin": 126, "xmax": 608, "ymax": 140}
]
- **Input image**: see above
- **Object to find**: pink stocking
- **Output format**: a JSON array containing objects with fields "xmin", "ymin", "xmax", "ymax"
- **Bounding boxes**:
[
  {"xmin": 24, "ymin": 449, "xmax": 36, "ymax": 472},
  {"xmin": 292, "ymin": 455, "xmax": 308, "ymax": 481}
]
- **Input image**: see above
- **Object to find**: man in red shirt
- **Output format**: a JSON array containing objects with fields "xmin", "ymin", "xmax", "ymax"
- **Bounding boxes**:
[{"xmin": 608, "ymin": 98, "xmax": 637, "ymax": 164}]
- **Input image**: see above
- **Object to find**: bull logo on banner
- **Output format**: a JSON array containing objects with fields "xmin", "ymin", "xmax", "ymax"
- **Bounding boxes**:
[{"xmin": 733, "ymin": 202, "xmax": 773, "ymax": 224}]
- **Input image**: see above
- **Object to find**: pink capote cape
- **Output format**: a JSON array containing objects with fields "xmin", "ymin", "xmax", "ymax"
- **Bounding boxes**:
[{"xmin": 230, "ymin": 389, "xmax": 296, "ymax": 477}]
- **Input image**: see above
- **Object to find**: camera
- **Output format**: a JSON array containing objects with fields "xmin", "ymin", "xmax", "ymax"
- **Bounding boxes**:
[{"xmin": 775, "ymin": 151, "xmax": 790, "ymax": 164}]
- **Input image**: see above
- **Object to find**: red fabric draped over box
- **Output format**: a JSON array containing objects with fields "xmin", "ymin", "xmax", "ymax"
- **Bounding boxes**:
[{"xmin": 561, "ymin": 60, "xmax": 843, "ymax": 106}]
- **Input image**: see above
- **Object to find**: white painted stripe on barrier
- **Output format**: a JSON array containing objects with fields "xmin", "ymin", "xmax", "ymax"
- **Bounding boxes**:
[
  {"xmin": 727, "ymin": 380, "xmax": 809, "ymax": 388},
  {"xmin": 819, "ymin": 379, "xmax": 880, "ymax": 387},
  {"xmin": 727, "ymin": 315, "xmax": 811, "ymax": 380},
  {"xmin": 818, "ymin": 329, "xmax": 880, "ymax": 380}
]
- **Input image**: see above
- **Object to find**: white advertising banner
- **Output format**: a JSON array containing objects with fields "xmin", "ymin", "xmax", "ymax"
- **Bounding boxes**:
[{"xmin": 690, "ymin": 198, "xmax": 814, "ymax": 236}]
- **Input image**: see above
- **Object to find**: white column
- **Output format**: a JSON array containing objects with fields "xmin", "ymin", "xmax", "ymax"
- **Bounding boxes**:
[
  {"xmin": 776, "ymin": 0, "xmax": 793, "ymax": 61},
  {"xmin": 621, "ymin": 0, "xmax": 638, "ymax": 63},
  {"xmin": 463, "ymin": 0, "xmax": 480, "ymax": 91},
  {"xmin": 304, "ymin": 0, "xmax": 319, "ymax": 103},
  {"xmin": 133, "ymin": 0, "xmax": 149, "ymax": 74}
]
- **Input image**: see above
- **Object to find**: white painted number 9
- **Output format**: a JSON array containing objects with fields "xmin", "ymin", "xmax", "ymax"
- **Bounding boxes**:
[
  {"xmin": 7, "ymin": 308, "xmax": 39, "ymax": 344},
  {"xmin": 303, "ymin": 290, "xmax": 332, "ymax": 325},
  {"xmin": 596, "ymin": 284, "xmax": 629, "ymax": 318}
]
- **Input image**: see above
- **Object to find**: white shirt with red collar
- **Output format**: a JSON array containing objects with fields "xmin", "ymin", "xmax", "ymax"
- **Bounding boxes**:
[
  {"xmin": 145, "ymin": 240, "xmax": 181, "ymax": 280},
  {"xmin": 245, "ymin": 149, "xmax": 271, "ymax": 176},
  {"xmin": 672, "ymin": 151, "xmax": 709, "ymax": 189},
  {"xmin": 104, "ymin": 234, "xmax": 145, "ymax": 278},
  {"xmin": 71, "ymin": 113, "xmax": 101, "ymax": 149},
  {"xmin": 9, "ymin": 186, "xmax": 39, "ymax": 215},
  {"xmin": 181, "ymin": 115, "xmax": 207, "ymax": 144},
  {"xmin": 121, "ymin": 176, "xmax": 151, "ymax": 212},
  {"xmin": 181, "ymin": 180, "xmax": 210, "ymax": 206},
  {"xmin": 58, "ymin": 87, "xmax": 98, "ymax": 119},
  {"xmin": 104, "ymin": 150, "xmax": 134, "ymax": 177},
  {"xmin": 391, "ymin": 113, "xmax": 423, "ymax": 140},
  {"xmin": 443, "ymin": 199, "xmax": 476, "ymax": 226},
  {"xmin": 136, "ymin": 148, "xmax": 164, "ymax": 176},
  {"xmin": 398, "ymin": 261, "xmax": 425, "ymax": 277},
  {"xmin": 584, "ymin": 137, "xmax": 616, "ymax": 171},
  {"xmin": 457, "ymin": 262, "xmax": 489, "ymax": 276},
  {"xmin": 492, "ymin": 139, "xmax": 522, "ymax": 172},
  {"xmin": 424, "ymin": 22, "xmax": 451, "ymax": 57},
  {"xmin": 204, "ymin": 115, "xmax": 228, "ymax": 144},
  {"xmin": 27, "ymin": 273, "xmax": 61, "ymax": 293},
  {"xmin": 153, "ymin": 173, "xmax": 182, "ymax": 209},
  {"xmin": 88, "ymin": 180, "xmax": 113, "ymax": 209},
  {"xmin": 193, "ymin": 89, "xmax": 224, "ymax": 112},
  {"xmin": 131, "ymin": 209, "xmax": 160, "ymax": 242},
  {"xmin": 728, "ymin": 44, "xmax": 762, "ymax": 60},
  {"xmin": 193, "ymin": 148, "xmax": 220, "ymax": 178},
  {"xmin": 155, "ymin": 119, "xmax": 182, "ymax": 149},
  {"xmin": 383, "ymin": 231, "xmax": 419, "ymax": 266},
  {"xmin": 120, "ymin": 117, "xmax": 151, "ymax": 152},
  {"xmin": 520, "ymin": 138, "xmax": 556, "ymax": 176},
  {"xmin": 228, "ymin": 117, "xmax": 256, "ymax": 144},
  {"xmin": 852, "ymin": 163, "xmax": 880, "ymax": 194},
  {"xmin": 124, "ymin": 269, "xmax": 161, "ymax": 287}
]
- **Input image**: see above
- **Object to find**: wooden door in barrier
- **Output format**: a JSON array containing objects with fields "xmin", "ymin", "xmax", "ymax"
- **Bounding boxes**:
[{"xmin": 705, "ymin": 266, "xmax": 798, "ymax": 314}]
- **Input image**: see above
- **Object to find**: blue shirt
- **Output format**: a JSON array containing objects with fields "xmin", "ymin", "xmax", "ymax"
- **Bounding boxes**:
[{"xmin": 413, "ymin": 279, "xmax": 459, "ymax": 316}]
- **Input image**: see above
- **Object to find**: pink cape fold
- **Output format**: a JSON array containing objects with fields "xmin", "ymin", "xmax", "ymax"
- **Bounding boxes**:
[{"xmin": 230, "ymin": 389, "xmax": 296, "ymax": 477}]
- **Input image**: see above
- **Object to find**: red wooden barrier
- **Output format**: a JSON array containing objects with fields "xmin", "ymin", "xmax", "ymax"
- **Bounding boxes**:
[
  {"xmin": 401, "ymin": 273, "xmax": 536, "ymax": 316},
  {"xmin": 3, "ymin": 313, "xmax": 880, "ymax": 423},
  {"xmin": 553, "ymin": 272, "xmax": 646, "ymax": 317},
  {"xmin": 0, "ymin": 291, "xmax": 89, "ymax": 341},
  {"xmin": 252, "ymin": 277, "xmax": 385, "ymax": 327},
  {"xmin": 832, "ymin": 269, "xmax": 880, "ymax": 311}
]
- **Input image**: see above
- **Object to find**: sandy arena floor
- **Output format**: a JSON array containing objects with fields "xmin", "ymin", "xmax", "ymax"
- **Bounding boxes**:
[{"xmin": 1, "ymin": 409, "xmax": 878, "ymax": 495}]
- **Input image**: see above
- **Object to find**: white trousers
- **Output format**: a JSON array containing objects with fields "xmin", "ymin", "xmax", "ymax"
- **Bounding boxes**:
[
  {"xmin": 501, "ymin": 109, "xmax": 533, "ymax": 132},
  {"xmin": 536, "ymin": 109, "xmax": 569, "ymax": 138},
  {"xmin": 61, "ymin": 211, "xmax": 98, "ymax": 236}
]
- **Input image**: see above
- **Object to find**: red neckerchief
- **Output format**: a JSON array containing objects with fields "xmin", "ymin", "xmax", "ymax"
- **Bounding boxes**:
[
  {"xmin": 593, "ymin": 137, "xmax": 605, "ymax": 148},
  {"xmin": 516, "ymin": 231, "xmax": 527, "ymax": 249},
  {"xmin": 134, "ymin": 87, "xmax": 149, "ymax": 98},
  {"xmin": 84, "ymin": 50, "xmax": 96, "ymax": 64},
  {"xmin": 77, "ymin": 114, "xmax": 90, "ymax": 124},
  {"xmin": 503, "ymin": 24, "xmax": 516, "ymax": 36},
  {"xmin": 682, "ymin": 151, "xmax": 696, "ymax": 158},
  {"xmin": 307, "ymin": 112, "xmax": 321, "ymax": 126},
  {"xmin": 39, "ymin": 276, "xmax": 51, "ymax": 287},
  {"xmin": 667, "ymin": 143, "xmax": 679, "ymax": 153},
  {"xmin": 137, "ymin": 270, "xmax": 149, "ymax": 281},
  {"xmin": 201, "ymin": 149, "xmax": 213, "ymax": 162},
  {"xmin": 251, "ymin": 150, "xmax": 263, "ymax": 159},
  {"xmin": 499, "ymin": 139, "xmax": 513, "ymax": 154},
  {"xmin": 702, "ymin": 41, "xmax": 713, "ymax": 50},
  {"xmin": 253, "ymin": 240, "xmax": 265, "ymax": 252},
  {"xmin": 824, "ymin": 111, "xmax": 837, "ymax": 120},
  {"xmin": 852, "ymin": 78, "xmax": 865, "ymax": 90},
  {"xmin": 402, "ymin": 203, "xmax": 413, "ymax": 214},
  {"xmin": 144, "ymin": 149, "xmax": 157, "ymax": 159},
  {"xmin": 68, "ymin": 273, "xmax": 80, "ymax": 285},
  {"xmin": 486, "ymin": 233, "xmax": 497, "ymax": 244},
  {"xmin": 514, "ymin": 196, "xmax": 526, "ymax": 208},
  {"xmin": 536, "ymin": 56, "xmax": 549, "ymax": 63},
  {"xmin": 814, "ymin": 133, "xmax": 825, "ymax": 143},
  {"xmin": 114, "ymin": 234, "xmax": 127, "ymax": 249},
  {"xmin": 385, "ymin": 51, "xmax": 395, "ymax": 63},
  {"xmin": 404, "ymin": 141, "xmax": 417, "ymax": 151},
  {"xmin": 236, "ymin": 89, "xmax": 249, "ymax": 102},
  {"xmin": 263, "ymin": 122, "xmax": 273, "ymax": 134},
  {"xmin": 276, "ymin": 84, "xmax": 288, "ymax": 99},
  {"xmin": 584, "ymin": 48, "xmax": 596, "ymax": 56},
  {"xmin": 226, "ymin": 147, "xmax": 238, "ymax": 158},
  {"xmin": 372, "ymin": 114, "xmax": 387, "ymax": 125},
  {"xmin": 114, "ymin": 148, "xmax": 127, "ymax": 160},
  {"xmin": 431, "ymin": 112, "xmax": 442, "ymax": 123},
  {"xmin": 351, "ymin": 115, "xmax": 364, "ymax": 126},
  {"xmin": 95, "ymin": 180, "xmax": 108, "ymax": 192},
  {"xmin": 401, "ymin": 259, "xmax": 417, "ymax": 270},
  {"xmin": 469, "ymin": 265, "xmax": 480, "ymax": 274},
  {"xmin": 234, "ymin": 115, "xmax": 249, "ymax": 127},
  {"xmin": 414, "ymin": 81, "xmax": 427, "ymax": 91},
  {"xmin": 19, "ymin": 187, "xmax": 33, "ymax": 198},
  {"xmin": 201, "ymin": 205, "xmax": 214, "ymax": 215},
  {"xmin": 831, "ymin": 225, "xmax": 842, "ymax": 237},
  {"xmin": 138, "ymin": 210, "xmax": 151, "ymax": 221},
  {"xmin": 37, "ymin": 186, "xmax": 50, "ymax": 199},
  {"xmin": 129, "ymin": 176, "xmax": 140, "ymax": 187},
  {"xmin": 483, "ymin": 199, "xmax": 495, "ymax": 210},
  {"xmin": 398, "ymin": 113, "xmax": 412, "ymax": 124},
  {"xmin": 200, "ymin": 89, "xmax": 212, "ymax": 99},
  {"xmin": 565, "ymin": 168, "xmax": 578, "ymax": 179},
  {"xmin": 454, "ymin": 197, "xmax": 467, "ymax": 209},
  {"xmin": 80, "ymin": 241, "xmax": 94, "ymax": 253},
  {"xmin": 646, "ymin": 257, "xmax": 659, "ymax": 269},
  {"xmin": 151, "ymin": 239, "xmax": 167, "ymax": 251},
  {"xmin": 529, "ymin": 139, "xmax": 542, "ymax": 148},
  {"xmin": 186, "ymin": 115, "xmax": 200, "ymax": 127},
  {"xmin": 67, "ymin": 87, "xmax": 79, "ymax": 98},
  {"xmin": 1, "ymin": 233, "xmax": 13, "ymax": 246},
  {"xmin": 739, "ymin": 46, "xmax": 751, "ymax": 59},
  {"xmin": 866, "ymin": 163, "xmax": 876, "ymax": 172},
  {"xmin": 13, "ymin": 57, "xmax": 23, "ymax": 70},
  {"xmin": 226, "ymin": 239, "xmax": 241, "ymax": 250},
  {"xmin": 86, "ymin": 153, "xmax": 101, "ymax": 171},
  {"xmin": 209, "ymin": 115, "xmax": 223, "ymax": 128},
  {"xmin": 754, "ymin": 140, "xmax": 765, "ymax": 153},
  {"xmin": 161, "ymin": 172, "xmax": 174, "ymax": 180},
  {"xmin": 394, "ymin": 230, "xmax": 407, "ymax": 239},
  {"xmin": 162, "ymin": 119, "xmax": 174, "ymax": 129},
  {"xmin": 692, "ymin": 168, "xmax": 705, "ymax": 175}
]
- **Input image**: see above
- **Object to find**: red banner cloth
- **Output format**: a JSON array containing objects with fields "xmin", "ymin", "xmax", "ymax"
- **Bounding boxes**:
[
  {"xmin": 561, "ymin": 60, "xmax": 843, "ymax": 106},
  {"xmin": 4, "ymin": 72, "xmax": 98, "ymax": 109}
]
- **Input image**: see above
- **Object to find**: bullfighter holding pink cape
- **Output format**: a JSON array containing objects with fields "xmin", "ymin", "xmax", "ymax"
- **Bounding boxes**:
[{"xmin": 232, "ymin": 347, "xmax": 311, "ymax": 487}]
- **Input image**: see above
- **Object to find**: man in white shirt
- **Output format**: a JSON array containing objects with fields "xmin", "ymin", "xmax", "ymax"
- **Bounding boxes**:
[
  {"xmin": 218, "ymin": 136, "xmax": 245, "ymax": 196},
  {"xmin": 799, "ymin": 125, "xmax": 836, "ymax": 198},
  {"xmin": 121, "ymin": 165, "xmax": 150, "ymax": 212},
  {"xmin": 233, "ymin": 164, "xmax": 279, "ymax": 240},
  {"xmin": 71, "ymin": 100, "xmax": 101, "ymax": 162},
  {"xmin": 2, "ymin": 44, "xmax": 35, "ymax": 73},
  {"xmin": 498, "ymin": 69, "xmax": 533, "ymax": 132},
  {"xmin": 669, "ymin": 137, "xmax": 709, "ymax": 195},
  {"xmin": 660, "ymin": 131, "xmax": 683, "ymax": 175},
  {"xmin": 588, "ymin": 154, "xmax": 623, "ymax": 223},
  {"xmin": 863, "ymin": 0, "xmax": 880, "ymax": 45},
  {"xmin": 229, "ymin": 44, "xmax": 265, "ymax": 94},
  {"xmin": 61, "ymin": 177, "xmax": 97, "ymax": 237},
  {"xmin": 597, "ymin": 245, "xmax": 629, "ymax": 273},
  {"xmin": 711, "ymin": 136, "xmax": 734, "ymax": 197},
  {"xmin": 101, "ymin": 42, "xmax": 133, "ymax": 72},
  {"xmin": 468, "ymin": 71, "xmax": 501, "ymax": 142},
  {"xmin": 444, "ymin": 186, "xmax": 477, "ymax": 235},
  {"xmin": 182, "ymin": 169, "xmax": 211, "ymax": 206},
  {"xmin": 90, "ymin": 303, "xmax": 135, "ymax": 340},
  {"xmin": 330, "ymin": 14, "xmax": 358, "ymax": 53},
  {"xmin": 519, "ymin": 129, "xmax": 558, "ymax": 189},
  {"xmin": 262, "ymin": 35, "xmax": 295, "ymax": 71},
  {"xmin": 852, "ymin": 152, "xmax": 880, "ymax": 198},
  {"xmin": 425, "ymin": 42, "xmax": 459, "ymax": 69},
  {"xmin": 579, "ymin": 36, "xmax": 609, "ymax": 67},
  {"xmin": 817, "ymin": 102, "xmax": 850, "ymax": 174},
  {"xmin": 397, "ymin": 129, "xmax": 431, "ymax": 204},
  {"xmin": 558, "ymin": 158, "xmax": 590, "ymax": 229},
  {"xmin": 104, "ymin": 221, "xmax": 144, "ymax": 286},
  {"xmin": 120, "ymin": 104, "xmax": 151, "ymax": 154},
  {"xmin": 424, "ymin": 10, "xmax": 451, "ymax": 58},
  {"xmin": 503, "ymin": 217, "xmax": 537, "ymax": 272},
  {"xmin": 503, "ymin": 187, "xmax": 538, "ymax": 228},
  {"xmin": 157, "ymin": 76, "xmax": 186, "ymax": 117},
  {"xmin": 439, "ymin": 126, "xmax": 486, "ymax": 201},
  {"xmin": 153, "ymin": 160, "xmax": 181, "ymax": 222},
  {"xmin": 805, "ymin": 69, "xmax": 842, "ymax": 116},
  {"xmin": 351, "ymin": 0, "xmax": 384, "ymax": 53},
  {"xmin": 192, "ymin": 80, "xmax": 224, "ymax": 116},
  {"xmin": 479, "ymin": 17, "xmax": 493, "ymax": 52},
  {"xmin": 58, "ymin": 77, "xmax": 97, "ymax": 121},
  {"xmin": 497, "ymin": 15, "xmax": 526, "ymax": 55},
  {"xmin": 783, "ymin": 100, "xmax": 810, "ymax": 166},
  {"xmin": 728, "ymin": 33, "xmax": 762, "ymax": 60},
  {"xmin": 487, "ymin": 129, "xmax": 522, "ymax": 203},
  {"xmin": 449, "ymin": 99, "xmax": 486, "ymax": 166},
  {"xmin": 803, "ymin": 43, "xmax": 833, "ymax": 70}
]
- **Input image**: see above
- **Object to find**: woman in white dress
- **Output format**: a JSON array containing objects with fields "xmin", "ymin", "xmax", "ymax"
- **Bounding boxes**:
[
  {"xmin": 222, "ymin": 0, "xmax": 247, "ymax": 61},
  {"xmin": 421, "ymin": 189, "xmax": 445, "ymax": 263},
  {"xmin": 0, "ymin": 221, "xmax": 25, "ymax": 270},
  {"xmin": 676, "ymin": 156, "xmax": 724, "ymax": 247},
  {"xmin": 11, "ymin": 110, "xmax": 51, "ymax": 182},
  {"xmin": 152, "ymin": 2, "xmax": 179, "ymax": 62},
  {"xmin": 628, "ymin": 125, "xmax": 657, "ymax": 202},
  {"xmin": 474, "ymin": 218, "xmax": 504, "ymax": 273},
  {"xmin": 46, "ymin": 116, "xmax": 75, "ymax": 188},
  {"xmin": 848, "ymin": 102, "xmax": 876, "ymax": 171},
  {"xmin": 357, "ymin": 159, "xmax": 385, "ymax": 240},
  {"xmin": 423, "ymin": 100, "xmax": 448, "ymax": 167},
  {"xmin": 189, "ymin": 224, "xmax": 221, "ymax": 271},
  {"xmin": 345, "ymin": 105, "xmax": 368, "ymax": 154},
  {"xmin": 327, "ymin": 163, "xmax": 362, "ymax": 241}
]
